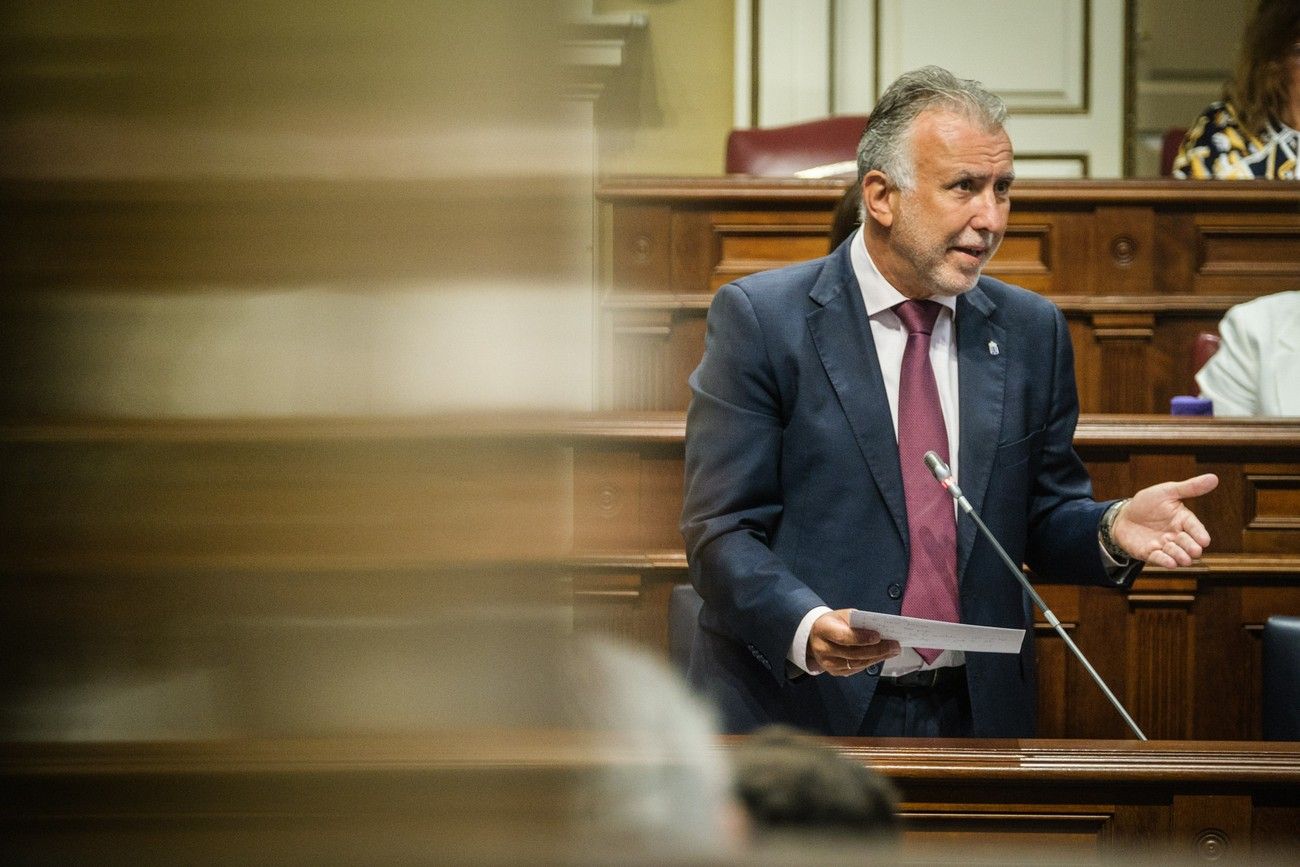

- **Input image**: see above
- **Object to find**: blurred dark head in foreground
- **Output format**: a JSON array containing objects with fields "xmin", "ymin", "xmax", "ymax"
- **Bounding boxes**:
[{"xmin": 732, "ymin": 724, "xmax": 900, "ymax": 846}]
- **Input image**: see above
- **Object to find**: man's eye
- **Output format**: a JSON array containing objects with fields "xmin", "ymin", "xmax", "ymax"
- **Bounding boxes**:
[
  {"xmin": 955, "ymin": 180, "xmax": 972, "ymax": 191},
  {"xmin": 995, "ymin": 181, "xmax": 1012, "ymax": 195}
]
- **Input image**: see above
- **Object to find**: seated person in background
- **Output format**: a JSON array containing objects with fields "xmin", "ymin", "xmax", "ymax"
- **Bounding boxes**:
[
  {"xmin": 828, "ymin": 183, "xmax": 863, "ymax": 253},
  {"xmin": 731, "ymin": 724, "xmax": 899, "ymax": 850},
  {"xmin": 1172, "ymin": 0, "xmax": 1299, "ymax": 179},
  {"xmin": 1197, "ymin": 291, "xmax": 1300, "ymax": 416}
]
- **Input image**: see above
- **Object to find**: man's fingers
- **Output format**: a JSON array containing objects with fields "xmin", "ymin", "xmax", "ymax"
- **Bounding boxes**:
[
  {"xmin": 819, "ymin": 632, "xmax": 886, "ymax": 652},
  {"xmin": 1141, "ymin": 534, "xmax": 1202, "ymax": 567},
  {"xmin": 1180, "ymin": 513, "xmax": 1212, "ymax": 548},
  {"xmin": 1171, "ymin": 530, "xmax": 1203, "ymax": 559},
  {"xmin": 1171, "ymin": 473, "xmax": 1218, "ymax": 500},
  {"xmin": 820, "ymin": 643, "xmax": 902, "ymax": 675},
  {"xmin": 1144, "ymin": 547, "xmax": 1177, "ymax": 568},
  {"xmin": 813, "ymin": 639, "xmax": 901, "ymax": 668},
  {"xmin": 813, "ymin": 620, "xmax": 885, "ymax": 648},
  {"xmin": 816, "ymin": 638, "xmax": 901, "ymax": 660}
]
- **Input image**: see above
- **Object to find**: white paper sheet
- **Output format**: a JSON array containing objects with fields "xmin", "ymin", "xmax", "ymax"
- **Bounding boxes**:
[{"xmin": 848, "ymin": 610, "xmax": 1024, "ymax": 654}]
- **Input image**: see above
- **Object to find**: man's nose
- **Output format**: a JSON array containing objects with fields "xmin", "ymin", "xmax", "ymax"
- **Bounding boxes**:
[{"xmin": 969, "ymin": 190, "xmax": 1007, "ymax": 233}]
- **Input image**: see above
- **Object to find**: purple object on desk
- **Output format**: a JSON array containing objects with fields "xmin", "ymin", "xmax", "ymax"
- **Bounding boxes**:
[{"xmin": 1171, "ymin": 396, "xmax": 1213, "ymax": 416}]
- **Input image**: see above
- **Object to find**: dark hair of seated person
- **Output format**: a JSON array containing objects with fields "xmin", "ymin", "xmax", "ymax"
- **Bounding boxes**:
[
  {"xmin": 731, "ymin": 724, "xmax": 900, "ymax": 843},
  {"xmin": 828, "ymin": 183, "xmax": 863, "ymax": 253}
]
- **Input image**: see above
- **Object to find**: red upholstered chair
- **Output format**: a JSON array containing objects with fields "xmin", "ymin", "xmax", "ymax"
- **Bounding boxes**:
[
  {"xmin": 725, "ymin": 115, "xmax": 869, "ymax": 176},
  {"xmin": 1190, "ymin": 331, "xmax": 1221, "ymax": 396},
  {"xmin": 1192, "ymin": 332, "xmax": 1221, "ymax": 373},
  {"xmin": 1161, "ymin": 127, "xmax": 1189, "ymax": 176}
]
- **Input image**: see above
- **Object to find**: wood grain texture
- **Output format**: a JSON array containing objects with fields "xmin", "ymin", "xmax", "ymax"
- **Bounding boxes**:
[{"xmin": 599, "ymin": 177, "xmax": 1300, "ymax": 413}]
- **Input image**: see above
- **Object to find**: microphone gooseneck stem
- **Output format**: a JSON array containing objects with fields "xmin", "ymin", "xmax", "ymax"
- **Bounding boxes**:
[{"xmin": 923, "ymin": 452, "xmax": 1148, "ymax": 741}]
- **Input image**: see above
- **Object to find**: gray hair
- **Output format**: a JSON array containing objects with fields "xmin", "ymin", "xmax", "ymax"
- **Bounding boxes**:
[{"xmin": 856, "ymin": 66, "xmax": 1007, "ymax": 191}]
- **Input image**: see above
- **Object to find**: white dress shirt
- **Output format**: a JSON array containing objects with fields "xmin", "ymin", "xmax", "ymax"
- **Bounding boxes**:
[{"xmin": 789, "ymin": 227, "xmax": 963, "ymax": 676}]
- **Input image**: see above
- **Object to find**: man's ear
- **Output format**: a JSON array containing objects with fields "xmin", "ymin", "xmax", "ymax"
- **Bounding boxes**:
[{"xmin": 860, "ymin": 171, "xmax": 896, "ymax": 229}]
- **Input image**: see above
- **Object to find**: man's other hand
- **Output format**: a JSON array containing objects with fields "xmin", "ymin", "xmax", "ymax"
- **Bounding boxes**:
[
  {"xmin": 807, "ymin": 609, "xmax": 901, "ymax": 676},
  {"xmin": 1113, "ymin": 473, "xmax": 1219, "ymax": 567}
]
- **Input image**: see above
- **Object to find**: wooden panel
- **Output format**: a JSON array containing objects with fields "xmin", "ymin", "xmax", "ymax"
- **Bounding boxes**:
[
  {"xmin": 1243, "ymin": 466, "xmax": 1300, "ymax": 554},
  {"xmin": 985, "ymin": 222, "xmax": 1053, "ymax": 292},
  {"xmin": 571, "ymin": 571, "xmax": 642, "ymax": 640},
  {"xmin": 611, "ymin": 203, "xmax": 672, "ymax": 294},
  {"xmin": 836, "ymin": 739, "xmax": 1300, "ymax": 857},
  {"xmin": 639, "ymin": 446, "xmax": 687, "ymax": 553},
  {"xmin": 1092, "ymin": 206, "xmax": 1157, "ymax": 296},
  {"xmin": 572, "ymin": 447, "xmax": 641, "ymax": 554},
  {"xmin": 1089, "ymin": 313, "xmax": 1157, "ymax": 412},
  {"xmin": 1172, "ymin": 795, "xmax": 1253, "ymax": 861},
  {"xmin": 566, "ymin": 414, "xmax": 1300, "ymax": 741},
  {"xmin": 901, "ymin": 808, "xmax": 1110, "ymax": 859},
  {"xmin": 1126, "ymin": 586, "xmax": 1195, "ymax": 740},
  {"xmin": 1193, "ymin": 217, "xmax": 1300, "ymax": 285},
  {"xmin": 710, "ymin": 209, "xmax": 832, "ymax": 288},
  {"xmin": 598, "ymin": 177, "xmax": 1300, "ymax": 413}
]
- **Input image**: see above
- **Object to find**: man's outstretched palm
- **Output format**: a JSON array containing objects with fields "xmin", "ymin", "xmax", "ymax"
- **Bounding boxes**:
[{"xmin": 1112, "ymin": 473, "xmax": 1219, "ymax": 567}]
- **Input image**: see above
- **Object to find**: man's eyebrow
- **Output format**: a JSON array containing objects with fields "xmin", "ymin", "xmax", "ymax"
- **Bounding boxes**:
[{"xmin": 949, "ymin": 170, "xmax": 1016, "ymax": 184}]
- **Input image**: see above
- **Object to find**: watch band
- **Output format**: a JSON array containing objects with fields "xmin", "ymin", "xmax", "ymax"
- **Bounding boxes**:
[{"xmin": 1100, "ymin": 498, "xmax": 1131, "ymax": 562}]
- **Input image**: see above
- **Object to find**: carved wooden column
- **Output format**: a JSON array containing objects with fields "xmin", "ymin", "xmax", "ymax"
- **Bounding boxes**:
[
  {"xmin": 1126, "ymin": 577, "xmax": 1198, "ymax": 739},
  {"xmin": 1086, "ymin": 205, "xmax": 1159, "ymax": 412},
  {"xmin": 1090, "ymin": 312, "xmax": 1158, "ymax": 412}
]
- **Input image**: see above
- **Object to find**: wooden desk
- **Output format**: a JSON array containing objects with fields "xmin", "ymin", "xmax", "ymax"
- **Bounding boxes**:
[
  {"xmin": 597, "ymin": 177, "xmax": 1300, "ymax": 413},
  {"xmin": 570, "ymin": 414, "xmax": 1300, "ymax": 741},
  {"xmin": 824, "ymin": 737, "xmax": 1300, "ymax": 860}
]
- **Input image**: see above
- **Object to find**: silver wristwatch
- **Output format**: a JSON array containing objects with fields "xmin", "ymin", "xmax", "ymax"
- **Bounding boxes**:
[{"xmin": 1099, "ymin": 498, "xmax": 1131, "ymax": 562}]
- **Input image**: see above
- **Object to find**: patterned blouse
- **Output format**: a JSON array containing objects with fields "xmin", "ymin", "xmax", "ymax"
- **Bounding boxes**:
[{"xmin": 1172, "ymin": 100, "xmax": 1298, "ymax": 180}]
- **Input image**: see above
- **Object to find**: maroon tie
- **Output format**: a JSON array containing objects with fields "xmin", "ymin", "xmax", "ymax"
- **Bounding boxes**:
[{"xmin": 893, "ymin": 300, "xmax": 959, "ymax": 663}]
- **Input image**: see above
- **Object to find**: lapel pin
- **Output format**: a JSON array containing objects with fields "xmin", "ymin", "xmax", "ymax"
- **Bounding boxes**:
[{"xmin": 988, "ymin": 340, "xmax": 1000, "ymax": 356}]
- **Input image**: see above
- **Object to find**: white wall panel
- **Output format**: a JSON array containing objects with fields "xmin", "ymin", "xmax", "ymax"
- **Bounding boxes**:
[
  {"xmin": 878, "ymin": 1, "xmax": 1086, "ymax": 112},
  {"xmin": 832, "ymin": 0, "xmax": 877, "ymax": 116},
  {"xmin": 744, "ymin": 0, "xmax": 1125, "ymax": 177},
  {"xmin": 755, "ymin": 0, "xmax": 831, "ymax": 125}
]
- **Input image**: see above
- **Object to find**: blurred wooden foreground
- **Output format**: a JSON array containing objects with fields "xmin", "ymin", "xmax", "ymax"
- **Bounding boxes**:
[
  {"xmin": 3, "ymin": 735, "xmax": 1298, "ymax": 861},
  {"xmin": 2, "ymin": 413, "xmax": 1298, "ymax": 860}
]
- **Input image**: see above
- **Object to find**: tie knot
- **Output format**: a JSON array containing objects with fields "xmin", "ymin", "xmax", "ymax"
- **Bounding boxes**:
[{"xmin": 894, "ymin": 299, "xmax": 943, "ymax": 336}]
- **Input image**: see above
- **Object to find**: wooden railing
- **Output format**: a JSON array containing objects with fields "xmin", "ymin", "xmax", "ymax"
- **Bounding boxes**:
[{"xmin": 597, "ymin": 177, "xmax": 1300, "ymax": 414}]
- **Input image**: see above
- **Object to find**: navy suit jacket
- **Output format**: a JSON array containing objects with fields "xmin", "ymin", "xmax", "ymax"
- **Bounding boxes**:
[{"xmin": 680, "ymin": 239, "xmax": 1140, "ymax": 738}]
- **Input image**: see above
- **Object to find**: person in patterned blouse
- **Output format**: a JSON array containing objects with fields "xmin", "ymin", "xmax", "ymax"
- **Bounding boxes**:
[{"xmin": 1173, "ymin": 0, "xmax": 1299, "ymax": 180}]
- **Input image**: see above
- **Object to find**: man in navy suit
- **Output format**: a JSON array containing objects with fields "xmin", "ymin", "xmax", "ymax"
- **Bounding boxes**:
[{"xmin": 680, "ymin": 66, "xmax": 1218, "ymax": 738}]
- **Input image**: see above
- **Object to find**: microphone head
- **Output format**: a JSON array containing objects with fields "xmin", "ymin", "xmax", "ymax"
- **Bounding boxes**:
[{"xmin": 923, "ymin": 450, "xmax": 951, "ymax": 481}]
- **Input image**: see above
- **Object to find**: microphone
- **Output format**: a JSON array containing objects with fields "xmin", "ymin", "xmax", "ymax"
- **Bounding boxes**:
[{"xmin": 922, "ymin": 450, "xmax": 1147, "ymax": 741}]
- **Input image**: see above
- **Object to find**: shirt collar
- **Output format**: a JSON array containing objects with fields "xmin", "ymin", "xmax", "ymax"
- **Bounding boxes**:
[{"xmin": 848, "ymin": 224, "xmax": 960, "ymax": 318}]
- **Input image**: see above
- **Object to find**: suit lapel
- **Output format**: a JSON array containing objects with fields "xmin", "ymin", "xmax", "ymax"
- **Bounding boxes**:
[
  {"xmin": 955, "ymin": 283, "xmax": 1006, "ymax": 577},
  {"xmin": 806, "ymin": 247, "xmax": 907, "ymax": 547}
]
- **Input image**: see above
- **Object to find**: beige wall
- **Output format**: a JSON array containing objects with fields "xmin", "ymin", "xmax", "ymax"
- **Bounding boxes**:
[
  {"xmin": 595, "ymin": 0, "xmax": 734, "ymax": 175},
  {"xmin": 2, "ymin": 3, "xmax": 592, "ymax": 417}
]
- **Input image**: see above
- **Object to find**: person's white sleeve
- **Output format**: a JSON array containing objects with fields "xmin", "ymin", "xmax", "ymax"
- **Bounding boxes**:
[
  {"xmin": 1098, "ymin": 539, "xmax": 1130, "ymax": 580},
  {"xmin": 1196, "ymin": 306, "xmax": 1259, "ymax": 416},
  {"xmin": 788, "ymin": 606, "xmax": 833, "ymax": 675}
]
